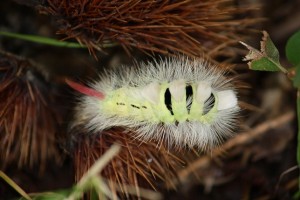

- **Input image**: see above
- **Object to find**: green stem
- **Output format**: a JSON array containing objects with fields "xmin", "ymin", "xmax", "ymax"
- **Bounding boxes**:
[
  {"xmin": 0, "ymin": 31, "xmax": 86, "ymax": 48},
  {"xmin": 269, "ymin": 57, "xmax": 288, "ymax": 74},
  {"xmin": 297, "ymin": 89, "xmax": 300, "ymax": 190}
]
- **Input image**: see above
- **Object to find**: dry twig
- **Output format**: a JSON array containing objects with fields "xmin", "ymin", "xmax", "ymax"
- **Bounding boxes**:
[{"xmin": 177, "ymin": 110, "xmax": 295, "ymax": 182}]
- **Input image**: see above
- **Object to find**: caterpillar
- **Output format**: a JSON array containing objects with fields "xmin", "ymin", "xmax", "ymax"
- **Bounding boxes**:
[{"xmin": 69, "ymin": 57, "xmax": 239, "ymax": 150}]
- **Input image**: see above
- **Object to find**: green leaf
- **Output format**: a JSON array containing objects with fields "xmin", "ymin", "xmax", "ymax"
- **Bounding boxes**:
[
  {"xmin": 263, "ymin": 31, "xmax": 280, "ymax": 63},
  {"xmin": 250, "ymin": 57, "xmax": 281, "ymax": 71},
  {"xmin": 289, "ymin": 30, "xmax": 300, "ymax": 196},
  {"xmin": 240, "ymin": 31, "xmax": 287, "ymax": 73},
  {"xmin": 286, "ymin": 30, "xmax": 300, "ymax": 65}
]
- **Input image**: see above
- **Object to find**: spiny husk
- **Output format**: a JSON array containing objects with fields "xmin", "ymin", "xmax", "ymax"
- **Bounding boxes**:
[
  {"xmin": 36, "ymin": 0, "xmax": 258, "ymax": 58},
  {"xmin": 0, "ymin": 52, "xmax": 63, "ymax": 171},
  {"xmin": 73, "ymin": 128, "xmax": 190, "ymax": 198}
]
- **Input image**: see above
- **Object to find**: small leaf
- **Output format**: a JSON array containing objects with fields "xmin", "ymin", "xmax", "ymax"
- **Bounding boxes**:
[
  {"xmin": 261, "ymin": 31, "xmax": 280, "ymax": 63},
  {"xmin": 240, "ymin": 31, "xmax": 287, "ymax": 73},
  {"xmin": 251, "ymin": 57, "xmax": 281, "ymax": 71},
  {"xmin": 286, "ymin": 30, "xmax": 300, "ymax": 65}
]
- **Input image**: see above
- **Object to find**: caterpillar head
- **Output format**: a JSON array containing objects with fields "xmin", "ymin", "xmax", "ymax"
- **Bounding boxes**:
[{"xmin": 68, "ymin": 57, "xmax": 239, "ymax": 150}]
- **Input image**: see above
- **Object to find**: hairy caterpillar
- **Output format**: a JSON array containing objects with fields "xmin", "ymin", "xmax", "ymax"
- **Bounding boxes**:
[{"xmin": 69, "ymin": 57, "xmax": 239, "ymax": 150}]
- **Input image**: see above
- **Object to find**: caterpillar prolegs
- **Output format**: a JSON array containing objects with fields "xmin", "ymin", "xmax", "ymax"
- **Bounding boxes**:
[{"xmin": 70, "ymin": 57, "xmax": 239, "ymax": 150}]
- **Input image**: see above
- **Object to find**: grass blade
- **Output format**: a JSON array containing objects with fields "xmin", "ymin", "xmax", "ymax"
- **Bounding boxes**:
[{"xmin": 0, "ymin": 171, "xmax": 32, "ymax": 200}]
